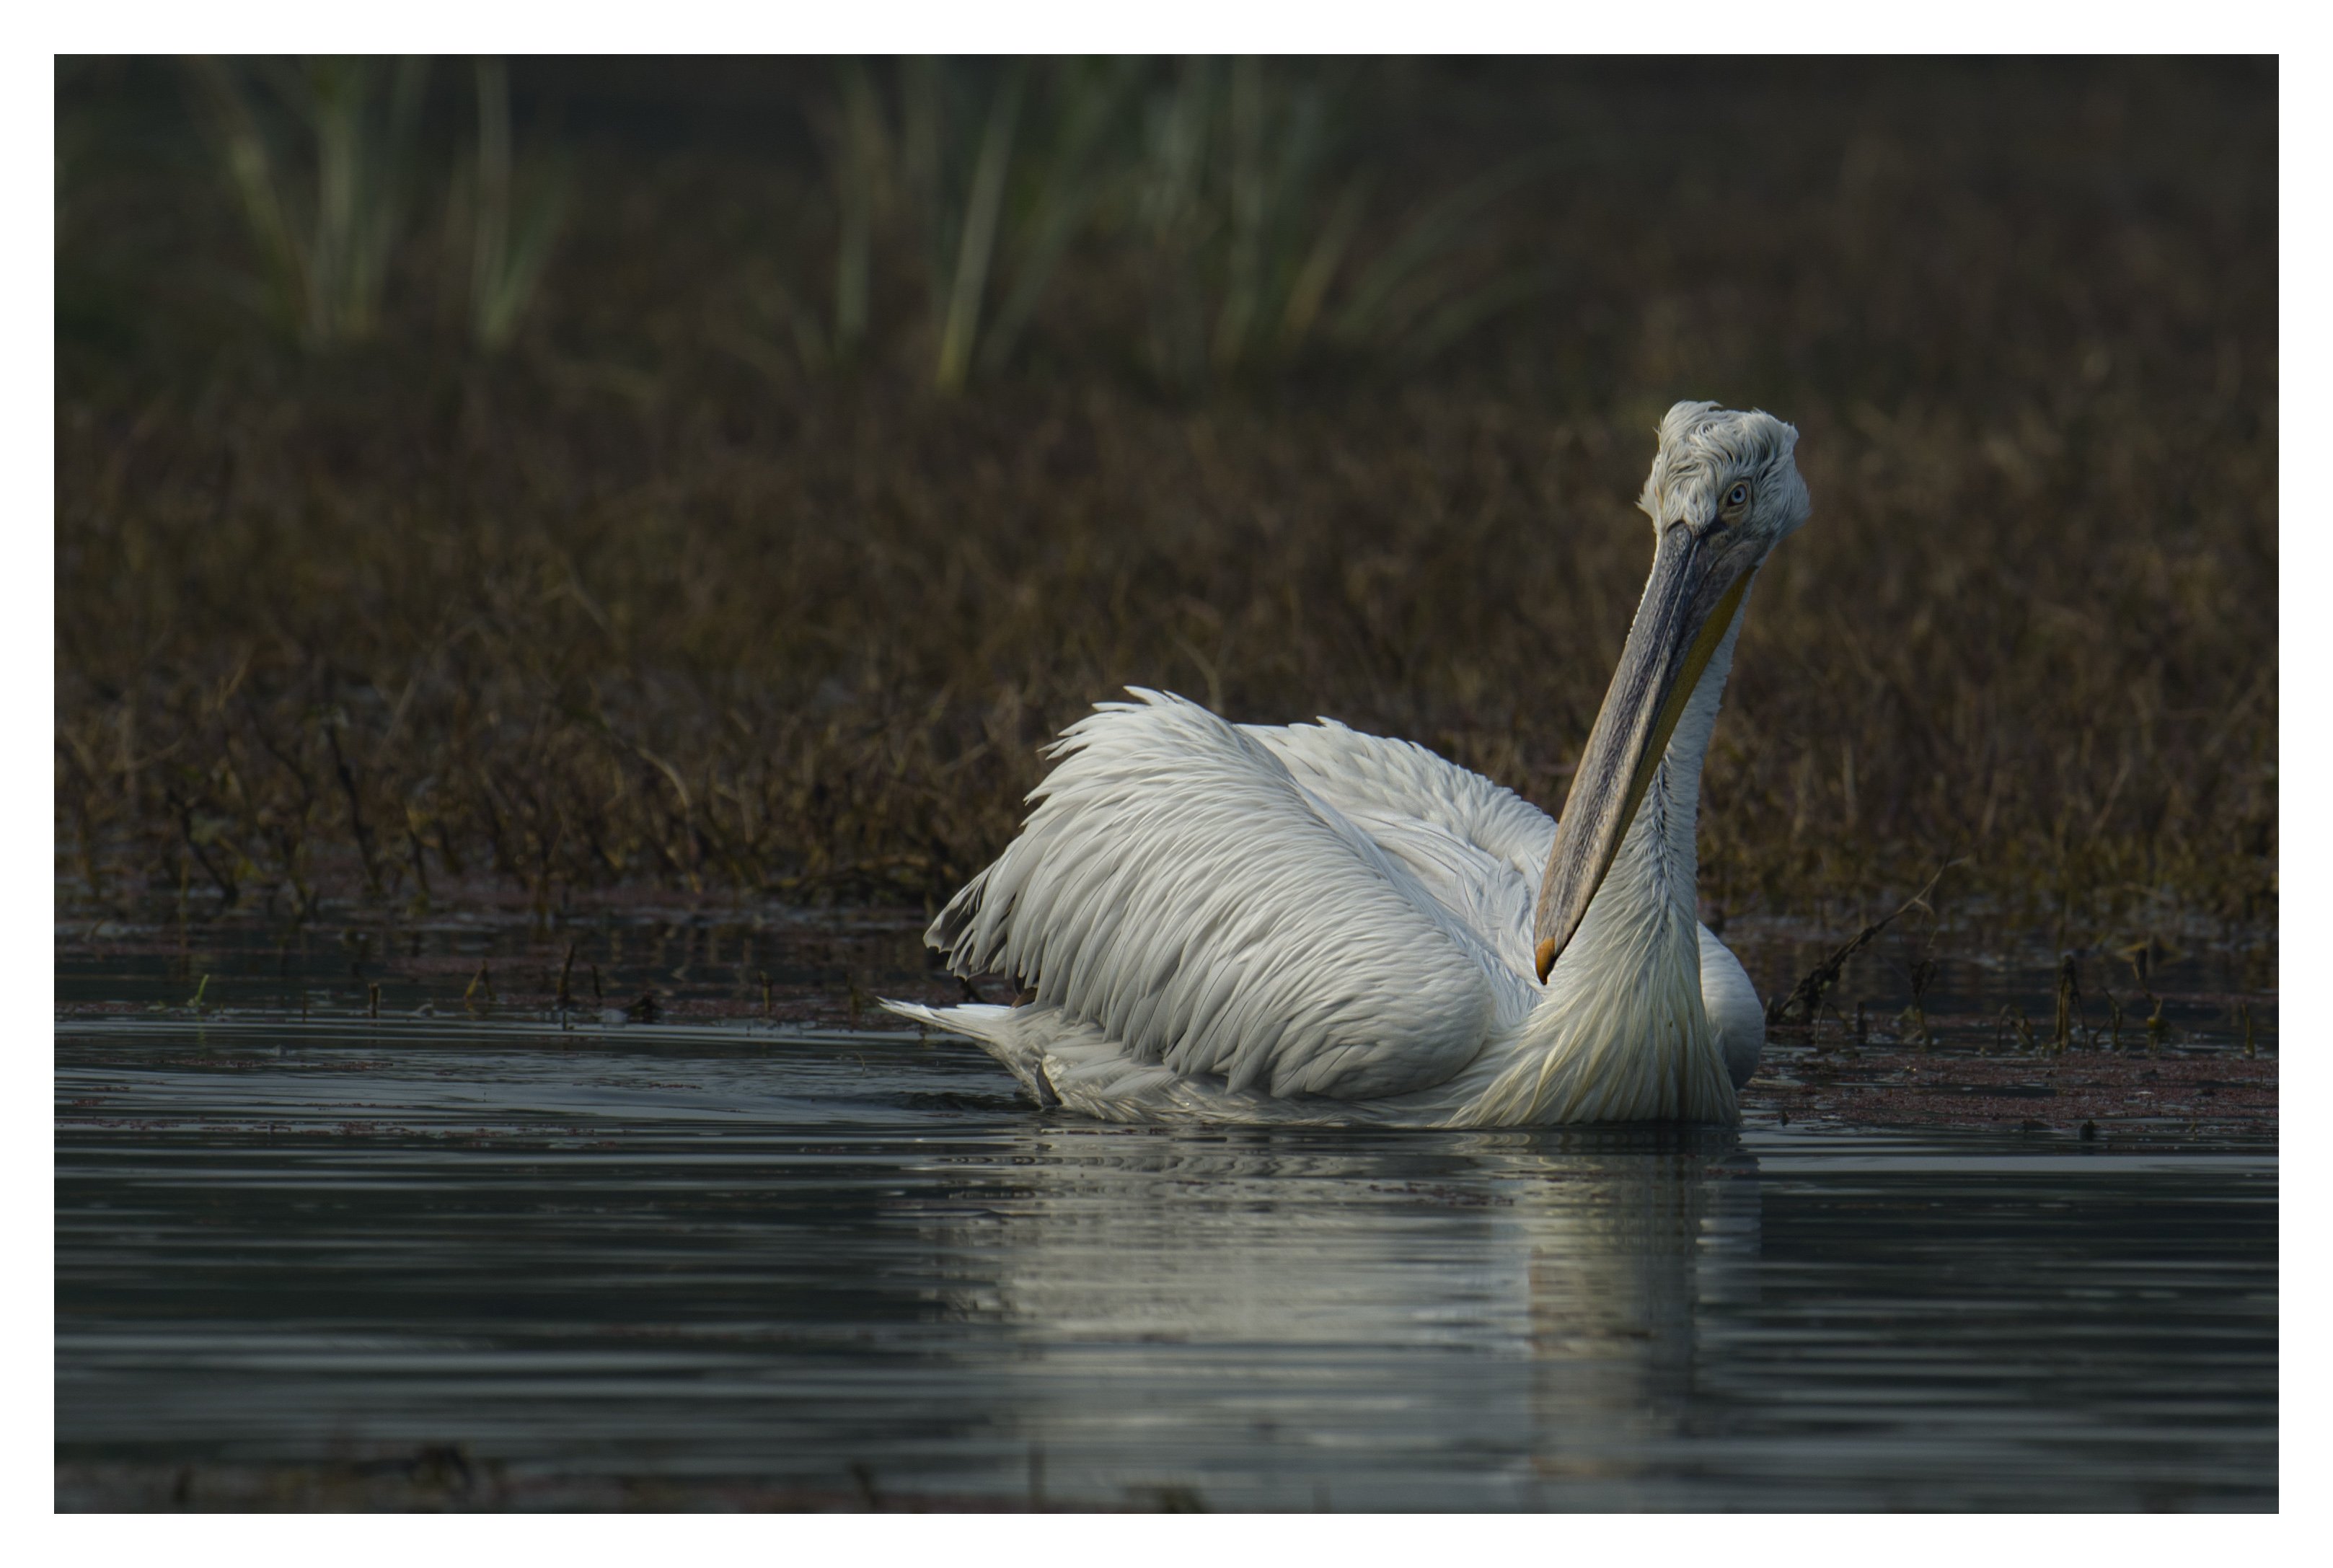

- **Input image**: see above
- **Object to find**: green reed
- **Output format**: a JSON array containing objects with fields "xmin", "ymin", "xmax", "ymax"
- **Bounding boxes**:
[{"xmin": 185, "ymin": 56, "xmax": 428, "ymax": 348}]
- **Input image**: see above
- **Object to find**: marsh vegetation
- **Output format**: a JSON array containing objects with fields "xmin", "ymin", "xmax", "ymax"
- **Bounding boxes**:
[{"xmin": 56, "ymin": 58, "xmax": 2275, "ymax": 951}]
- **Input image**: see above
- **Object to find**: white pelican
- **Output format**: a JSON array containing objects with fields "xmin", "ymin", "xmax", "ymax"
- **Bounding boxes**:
[{"xmin": 886, "ymin": 401, "xmax": 1811, "ymax": 1126}]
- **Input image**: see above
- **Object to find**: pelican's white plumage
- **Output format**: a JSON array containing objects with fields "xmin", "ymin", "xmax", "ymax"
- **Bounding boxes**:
[{"xmin": 887, "ymin": 401, "xmax": 1807, "ymax": 1127}]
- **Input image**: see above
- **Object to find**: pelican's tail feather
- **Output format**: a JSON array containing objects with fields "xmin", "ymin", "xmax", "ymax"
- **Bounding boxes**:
[{"xmin": 879, "ymin": 999, "xmax": 1062, "ymax": 1106}]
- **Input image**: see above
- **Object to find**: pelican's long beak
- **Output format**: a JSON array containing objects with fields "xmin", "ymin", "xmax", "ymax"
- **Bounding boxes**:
[{"xmin": 1532, "ymin": 526, "xmax": 1759, "ymax": 983}]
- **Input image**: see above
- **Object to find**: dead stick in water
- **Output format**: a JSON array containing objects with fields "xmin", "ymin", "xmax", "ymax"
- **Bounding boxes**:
[{"xmin": 1768, "ymin": 861, "xmax": 1954, "ymax": 1029}]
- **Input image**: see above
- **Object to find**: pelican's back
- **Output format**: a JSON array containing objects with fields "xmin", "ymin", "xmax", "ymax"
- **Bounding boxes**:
[{"xmin": 923, "ymin": 690, "xmax": 1538, "ymax": 1101}]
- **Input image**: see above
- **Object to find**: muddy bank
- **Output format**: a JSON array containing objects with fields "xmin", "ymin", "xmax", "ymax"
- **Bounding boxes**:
[{"xmin": 1750, "ymin": 1044, "xmax": 2276, "ymax": 1141}]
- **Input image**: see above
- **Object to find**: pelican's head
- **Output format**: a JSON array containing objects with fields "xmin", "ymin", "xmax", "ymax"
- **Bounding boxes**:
[
  {"xmin": 1634, "ymin": 400, "xmax": 1810, "ymax": 552},
  {"xmin": 1532, "ymin": 402, "xmax": 1810, "ymax": 983}
]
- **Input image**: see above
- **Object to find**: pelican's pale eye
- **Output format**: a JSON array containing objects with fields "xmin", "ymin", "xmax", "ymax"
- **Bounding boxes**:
[{"xmin": 1725, "ymin": 482, "xmax": 1751, "ymax": 508}]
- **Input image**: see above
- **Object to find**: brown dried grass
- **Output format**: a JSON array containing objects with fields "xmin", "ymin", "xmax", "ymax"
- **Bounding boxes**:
[{"xmin": 55, "ymin": 58, "xmax": 2275, "ymax": 939}]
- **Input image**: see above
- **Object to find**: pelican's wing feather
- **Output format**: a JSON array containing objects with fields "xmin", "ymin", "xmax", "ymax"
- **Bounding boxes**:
[
  {"xmin": 928, "ymin": 690, "xmax": 1538, "ymax": 1101},
  {"xmin": 1245, "ymin": 718, "xmax": 1558, "ymax": 880},
  {"xmin": 1247, "ymin": 718, "xmax": 1558, "ymax": 978}
]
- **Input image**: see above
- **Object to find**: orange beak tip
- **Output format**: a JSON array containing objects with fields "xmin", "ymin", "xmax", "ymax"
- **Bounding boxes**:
[{"xmin": 1534, "ymin": 937, "xmax": 1558, "ymax": 985}]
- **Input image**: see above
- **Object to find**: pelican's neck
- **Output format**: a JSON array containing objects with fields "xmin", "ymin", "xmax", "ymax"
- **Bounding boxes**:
[
  {"xmin": 1575, "ymin": 595, "xmax": 1744, "ymax": 954},
  {"xmin": 1473, "ymin": 601, "xmax": 1748, "ymax": 1124}
]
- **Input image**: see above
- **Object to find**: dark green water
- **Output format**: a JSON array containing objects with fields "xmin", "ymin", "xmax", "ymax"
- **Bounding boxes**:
[{"xmin": 56, "ymin": 1007, "xmax": 2275, "ymax": 1510}]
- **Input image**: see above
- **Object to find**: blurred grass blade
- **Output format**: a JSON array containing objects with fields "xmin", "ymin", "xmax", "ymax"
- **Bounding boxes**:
[
  {"xmin": 934, "ymin": 62, "xmax": 1026, "ymax": 393},
  {"xmin": 470, "ymin": 57, "xmax": 513, "ymax": 345},
  {"xmin": 1138, "ymin": 56, "xmax": 1219, "ymax": 389},
  {"xmin": 470, "ymin": 57, "xmax": 567, "ymax": 352},
  {"xmin": 482, "ymin": 167, "xmax": 568, "ymax": 351},
  {"xmin": 1277, "ymin": 173, "xmax": 1368, "ymax": 351},
  {"xmin": 978, "ymin": 56, "xmax": 1141, "ymax": 378},
  {"xmin": 832, "ymin": 58, "xmax": 884, "ymax": 356},
  {"xmin": 901, "ymin": 56, "xmax": 950, "ymax": 335},
  {"xmin": 1332, "ymin": 152, "xmax": 1550, "ymax": 347},
  {"xmin": 184, "ymin": 57, "xmax": 309, "ymax": 335},
  {"xmin": 309, "ymin": 56, "xmax": 425, "ymax": 341},
  {"xmin": 1210, "ymin": 56, "xmax": 1267, "ymax": 370},
  {"xmin": 183, "ymin": 56, "xmax": 426, "ymax": 348}
]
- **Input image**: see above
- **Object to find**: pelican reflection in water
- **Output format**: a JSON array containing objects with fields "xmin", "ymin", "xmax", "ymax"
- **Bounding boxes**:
[
  {"xmin": 907, "ymin": 1127, "xmax": 1761, "ymax": 1507},
  {"xmin": 890, "ymin": 401, "xmax": 1810, "ymax": 1125}
]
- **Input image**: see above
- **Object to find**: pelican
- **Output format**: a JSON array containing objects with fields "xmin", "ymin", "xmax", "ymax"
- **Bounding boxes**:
[{"xmin": 886, "ymin": 401, "xmax": 1811, "ymax": 1127}]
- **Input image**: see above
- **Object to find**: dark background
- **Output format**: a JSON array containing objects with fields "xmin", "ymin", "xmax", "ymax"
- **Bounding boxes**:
[{"xmin": 54, "ymin": 57, "xmax": 2277, "ymax": 943}]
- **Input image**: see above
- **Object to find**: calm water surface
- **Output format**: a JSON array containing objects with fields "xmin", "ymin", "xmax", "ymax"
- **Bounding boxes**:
[{"xmin": 56, "ymin": 1003, "xmax": 2275, "ymax": 1510}]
